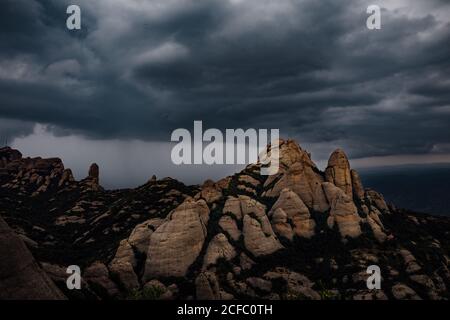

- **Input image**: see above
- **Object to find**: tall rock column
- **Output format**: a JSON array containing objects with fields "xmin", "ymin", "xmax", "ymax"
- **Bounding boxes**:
[{"xmin": 325, "ymin": 149, "xmax": 353, "ymax": 196}]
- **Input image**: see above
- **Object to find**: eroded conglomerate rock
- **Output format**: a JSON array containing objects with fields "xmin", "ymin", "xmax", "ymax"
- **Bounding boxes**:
[
  {"xmin": 109, "ymin": 239, "xmax": 139, "ymax": 291},
  {"xmin": 323, "ymin": 182, "xmax": 362, "ymax": 239},
  {"xmin": 238, "ymin": 175, "xmax": 260, "ymax": 188},
  {"xmin": 196, "ymin": 180, "xmax": 222, "ymax": 204},
  {"xmin": 325, "ymin": 149, "xmax": 353, "ymax": 196},
  {"xmin": 0, "ymin": 149, "xmax": 70, "ymax": 196},
  {"xmin": 366, "ymin": 212, "xmax": 387, "ymax": 242},
  {"xmin": 218, "ymin": 215, "xmax": 241, "ymax": 241},
  {"xmin": 143, "ymin": 198, "xmax": 210, "ymax": 279},
  {"xmin": 350, "ymin": 169, "xmax": 365, "ymax": 200},
  {"xmin": 366, "ymin": 189, "xmax": 389, "ymax": 213},
  {"xmin": 223, "ymin": 196, "xmax": 244, "ymax": 220},
  {"xmin": 223, "ymin": 196, "xmax": 283, "ymax": 256},
  {"xmin": 242, "ymin": 210, "xmax": 283, "ymax": 257},
  {"xmin": 82, "ymin": 163, "xmax": 101, "ymax": 191},
  {"xmin": 127, "ymin": 218, "xmax": 164, "ymax": 256},
  {"xmin": 263, "ymin": 140, "xmax": 329, "ymax": 212},
  {"xmin": 84, "ymin": 261, "xmax": 120, "ymax": 298},
  {"xmin": 269, "ymin": 188, "xmax": 316, "ymax": 239},
  {"xmin": 2, "ymin": 140, "xmax": 447, "ymax": 301},
  {"xmin": 0, "ymin": 217, "xmax": 65, "ymax": 300},
  {"xmin": 202, "ymin": 233, "xmax": 236, "ymax": 270}
]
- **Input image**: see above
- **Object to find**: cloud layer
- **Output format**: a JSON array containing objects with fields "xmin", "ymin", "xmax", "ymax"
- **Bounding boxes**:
[{"xmin": 1, "ymin": 0, "xmax": 449, "ymax": 159}]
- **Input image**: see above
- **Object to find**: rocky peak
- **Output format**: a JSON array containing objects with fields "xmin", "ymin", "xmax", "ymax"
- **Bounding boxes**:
[
  {"xmin": 82, "ymin": 163, "xmax": 101, "ymax": 191},
  {"xmin": 88, "ymin": 163, "xmax": 99, "ymax": 180},
  {"xmin": 325, "ymin": 149, "xmax": 353, "ymax": 196},
  {"xmin": 0, "ymin": 146, "xmax": 22, "ymax": 166},
  {"xmin": 276, "ymin": 139, "xmax": 317, "ymax": 170}
]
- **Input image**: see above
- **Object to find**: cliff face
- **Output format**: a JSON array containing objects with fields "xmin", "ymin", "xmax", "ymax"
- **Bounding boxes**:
[{"xmin": 0, "ymin": 140, "xmax": 449, "ymax": 300}]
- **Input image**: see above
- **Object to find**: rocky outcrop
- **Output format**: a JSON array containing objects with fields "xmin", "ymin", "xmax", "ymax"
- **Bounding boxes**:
[
  {"xmin": 269, "ymin": 188, "xmax": 316, "ymax": 239},
  {"xmin": 323, "ymin": 182, "xmax": 362, "ymax": 239},
  {"xmin": 109, "ymin": 239, "xmax": 139, "ymax": 291},
  {"xmin": 84, "ymin": 262, "xmax": 120, "ymax": 298},
  {"xmin": 0, "ymin": 216, "xmax": 65, "ymax": 300},
  {"xmin": 143, "ymin": 199, "xmax": 209, "ymax": 279},
  {"xmin": 202, "ymin": 233, "xmax": 236, "ymax": 270},
  {"xmin": 351, "ymin": 169, "xmax": 365, "ymax": 200},
  {"xmin": 366, "ymin": 189, "xmax": 389, "ymax": 213},
  {"xmin": 263, "ymin": 140, "xmax": 329, "ymax": 212},
  {"xmin": 196, "ymin": 180, "xmax": 222, "ymax": 204},
  {"xmin": 218, "ymin": 215, "xmax": 241, "ymax": 241},
  {"xmin": 82, "ymin": 163, "xmax": 101, "ymax": 191},
  {"xmin": 242, "ymin": 209, "xmax": 284, "ymax": 257},
  {"xmin": 325, "ymin": 149, "xmax": 353, "ymax": 196},
  {"xmin": 127, "ymin": 218, "xmax": 164, "ymax": 256},
  {"xmin": 1, "ymin": 140, "xmax": 449, "ymax": 301},
  {"xmin": 222, "ymin": 195, "xmax": 283, "ymax": 257}
]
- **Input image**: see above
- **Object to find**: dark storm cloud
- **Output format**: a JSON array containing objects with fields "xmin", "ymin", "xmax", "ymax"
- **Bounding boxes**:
[{"xmin": 0, "ymin": 0, "xmax": 449, "ymax": 158}]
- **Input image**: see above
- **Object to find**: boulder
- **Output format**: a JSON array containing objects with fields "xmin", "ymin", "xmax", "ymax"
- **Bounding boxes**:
[
  {"xmin": 271, "ymin": 208, "xmax": 294, "ymax": 241},
  {"xmin": 109, "ymin": 239, "xmax": 139, "ymax": 291},
  {"xmin": 366, "ymin": 189, "xmax": 389, "ymax": 212},
  {"xmin": 222, "ymin": 195, "xmax": 266, "ymax": 220},
  {"xmin": 323, "ymin": 182, "xmax": 362, "ymax": 239},
  {"xmin": 143, "ymin": 199, "xmax": 209, "ymax": 279},
  {"xmin": 127, "ymin": 218, "xmax": 164, "ymax": 255},
  {"xmin": 202, "ymin": 233, "xmax": 236, "ymax": 270},
  {"xmin": 269, "ymin": 188, "xmax": 315, "ymax": 239},
  {"xmin": 242, "ymin": 210, "xmax": 283, "ymax": 257},
  {"xmin": 84, "ymin": 262, "xmax": 120, "ymax": 298}
]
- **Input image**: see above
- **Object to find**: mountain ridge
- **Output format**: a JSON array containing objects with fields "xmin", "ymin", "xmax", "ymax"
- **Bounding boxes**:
[{"xmin": 0, "ymin": 140, "xmax": 449, "ymax": 300}]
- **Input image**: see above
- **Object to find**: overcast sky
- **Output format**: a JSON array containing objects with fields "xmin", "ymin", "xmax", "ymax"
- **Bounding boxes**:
[{"xmin": 1, "ymin": 0, "xmax": 449, "ymax": 188}]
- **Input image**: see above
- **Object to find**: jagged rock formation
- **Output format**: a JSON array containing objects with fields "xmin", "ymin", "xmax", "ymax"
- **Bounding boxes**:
[
  {"xmin": 269, "ymin": 188, "xmax": 315, "ymax": 240},
  {"xmin": 0, "ymin": 140, "xmax": 449, "ymax": 300},
  {"xmin": 263, "ymin": 140, "xmax": 329, "ymax": 212}
]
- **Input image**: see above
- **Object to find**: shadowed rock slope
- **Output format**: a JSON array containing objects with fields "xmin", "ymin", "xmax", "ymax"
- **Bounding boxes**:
[{"xmin": 0, "ymin": 141, "xmax": 449, "ymax": 300}]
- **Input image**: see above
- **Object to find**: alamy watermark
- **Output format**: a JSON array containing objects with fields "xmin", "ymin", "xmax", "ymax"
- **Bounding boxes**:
[
  {"xmin": 66, "ymin": 265, "xmax": 81, "ymax": 290},
  {"xmin": 66, "ymin": 5, "xmax": 81, "ymax": 30},
  {"xmin": 65, "ymin": 4, "xmax": 381, "ymax": 31},
  {"xmin": 170, "ymin": 121, "xmax": 279, "ymax": 175},
  {"xmin": 366, "ymin": 265, "xmax": 381, "ymax": 290}
]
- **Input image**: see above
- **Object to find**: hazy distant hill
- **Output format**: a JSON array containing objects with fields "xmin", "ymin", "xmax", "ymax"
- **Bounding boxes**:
[{"xmin": 360, "ymin": 164, "xmax": 450, "ymax": 216}]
